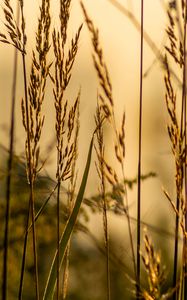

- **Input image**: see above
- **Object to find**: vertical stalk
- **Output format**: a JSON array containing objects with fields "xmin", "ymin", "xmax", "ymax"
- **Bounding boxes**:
[
  {"xmin": 21, "ymin": 50, "xmax": 39, "ymax": 300},
  {"xmin": 112, "ymin": 119, "xmax": 137, "ymax": 280},
  {"xmin": 2, "ymin": 4, "xmax": 19, "ymax": 300},
  {"xmin": 56, "ymin": 176, "xmax": 60, "ymax": 300},
  {"xmin": 172, "ymin": 198, "xmax": 180, "ymax": 300},
  {"xmin": 18, "ymin": 2, "xmax": 39, "ymax": 298},
  {"xmin": 121, "ymin": 168, "xmax": 136, "ymax": 280},
  {"xmin": 18, "ymin": 200, "xmax": 30, "ymax": 300},
  {"xmin": 182, "ymin": 2, "xmax": 187, "ymax": 297},
  {"xmin": 172, "ymin": 149, "xmax": 181, "ymax": 297},
  {"xmin": 101, "ymin": 149, "xmax": 111, "ymax": 300},
  {"xmin": 137, "ymin": 0, "xmax": 144, "ymax": 298},
  {"xmin": 95, "ymin": 107, "xmax": 111, "ymax": 300},
  {"xmin": 103, "ymin": 193, "xmax": 111, "ymax": 300},
  {"xmin": 173, "ymin": 3, "xmax": 187, "ymax": 299}
]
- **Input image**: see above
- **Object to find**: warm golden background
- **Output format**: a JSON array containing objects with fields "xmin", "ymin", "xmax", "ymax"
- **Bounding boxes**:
[
  {"xmin": 0, "ymin": 0, "xmax": 173, "ymax": 220},
  {"xmin": 0, "ymin": 1, "xmax": 178, "ymax": 298}
]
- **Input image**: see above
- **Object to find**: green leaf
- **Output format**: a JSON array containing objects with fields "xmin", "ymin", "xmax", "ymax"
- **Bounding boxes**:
[{"xmin": 42, "ymin": 136, "xmax": 94, "ymax": 300}]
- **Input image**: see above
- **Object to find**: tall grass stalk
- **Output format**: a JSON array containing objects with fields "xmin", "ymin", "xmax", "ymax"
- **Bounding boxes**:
[
  {"xmin": 56, "ymin": 179, "xmax": 60, "ymax": 299},
  {"xmin": 19, "ymin": 0, "xmax": 51, "ymax": 297},
  {"xmin": 51, "ymin": 1, "xmax": 82, "ymax": 296},
  {"xmin": 19, "ymin": 2, "xmax": 40, "ymax": 297},
  {"xmin": 21, "ymin": 52, "xmax": 40, "ymax": 300},
  {"xmin": 95, "ymin": 104, "xmax": 111, "ymax": 300},
  {"xmin": 62, "ymin": 100, "xmax": 80, "ymax": 300},
  {"xmin": 164, "ymin": 54, "xmax": 182, "ymax": 299},
  {"xmin": 2, "ymin": 3, "xmax": 20, "ymax": 300},
  {"xmin": 181, "ymin": 2, "xmax": 187, "ymax": 297},
  {"xmin": 81, "ymin": 0, "xmax": 136, "ymax": 290},
  {"xmin": 137, "ymin": 0, "xmax": 144, "ymax": 298},
  {"xmin": 163, "ymin": 3, "xmax": 187, "ymax": 298}
]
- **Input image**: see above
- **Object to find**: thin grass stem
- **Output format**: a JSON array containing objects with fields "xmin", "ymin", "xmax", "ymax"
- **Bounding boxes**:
[
  {"xmin": 56, "ymin": 179, "xmax": 60, "ymax": 300},
  {"xmin": 2, "ymin": 3, "xmax": 20, "ymax": 300},
  {"xmin": 110, "ymin": 118, "xmax": 136, "ymax": 280},
  {"xmin": 137, "ymin": 0, "xmax": 144, "ymax": 298},
  {"xmin": 103, "ymin": 203, "xmax": 111, "ymax": 300},
  {"xmin": 173, "ymin": 203, "xmax": 180, "ymax": 297},
  {"xmin": 182, "ymin": 2, "xmax": 187, "ymax": 297},
  {"xmin": 18, "ymin": 198, "xmax": 30, "ymax": 300},
  {"xmin": 95, "ymin": 106, "xmax": 111, "ymax": 300}
]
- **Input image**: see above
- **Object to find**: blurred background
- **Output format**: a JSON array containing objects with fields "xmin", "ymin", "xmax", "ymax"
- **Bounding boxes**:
[{"xmin": 0, "ymin": 0, "xmax": 179, "ymax": 299}]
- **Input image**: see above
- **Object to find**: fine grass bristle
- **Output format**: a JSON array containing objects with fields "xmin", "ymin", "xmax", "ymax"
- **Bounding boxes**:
[
  {"xmin": 141, "ymin": 229, "xmax": 165, "ymax": 299},
  {"xmin": 0, "ymin": 0, "xmax": 23, "ymax": 52},
  {"xmin": 80, "ymin": 1, "xmax": 113, "ymax": 119}
]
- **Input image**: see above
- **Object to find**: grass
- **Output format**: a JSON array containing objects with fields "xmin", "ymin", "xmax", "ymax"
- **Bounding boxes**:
[{"xmin": 0, "ymin": 0, "xmax": 187, "ymax": 299}]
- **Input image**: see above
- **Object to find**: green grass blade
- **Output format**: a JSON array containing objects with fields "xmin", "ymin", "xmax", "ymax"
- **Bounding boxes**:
[{"xmin": 42, "ymin": 136, "xmax": 94, "ymax": 300}]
